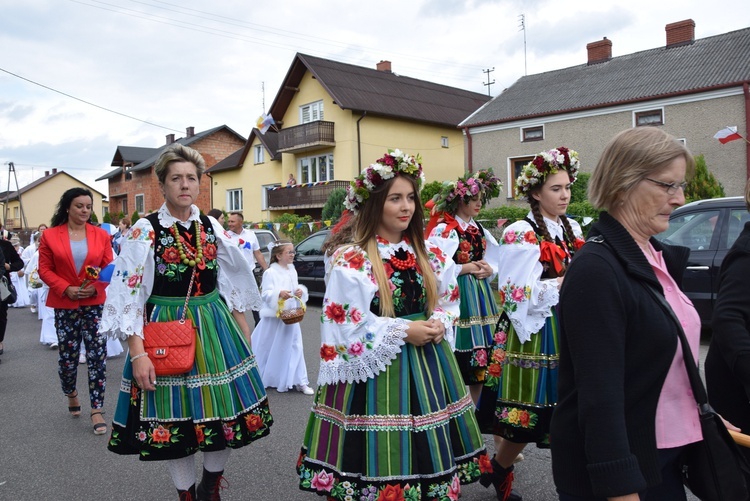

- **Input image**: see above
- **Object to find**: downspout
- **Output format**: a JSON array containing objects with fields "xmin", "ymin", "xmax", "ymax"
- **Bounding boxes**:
[
  {"xmin": 745, "ymin": 82, "xmax": 750, "ymax": 180},
  {"xmin": 357, "ymin": 112, "xmax": 367, "ymax": 174},
  {"xmin": 464, "ymin": 126, "xmax": 474, "ymax": 173}
]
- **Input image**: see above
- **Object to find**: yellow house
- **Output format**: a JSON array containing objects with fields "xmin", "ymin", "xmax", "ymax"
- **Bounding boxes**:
[
  {"xmin": 0, "ymin": 169, "xmax": 107, "ymax": 232},
  {"xmin": 207, "ymin": 54, "xmax": 490, "ymax": 223}
]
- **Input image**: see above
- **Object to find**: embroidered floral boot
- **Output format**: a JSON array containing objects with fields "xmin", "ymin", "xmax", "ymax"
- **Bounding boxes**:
[
  {"xmin": 177, "ymin": 485, "xmax": 196, "ymax": 501},
  {"xmin": 196, "ymin": 468, "xmax": 225, "ymax": 501},
  {"xmin": 479, "ymin": 458, "xmax": 523, "ymax": 501}
]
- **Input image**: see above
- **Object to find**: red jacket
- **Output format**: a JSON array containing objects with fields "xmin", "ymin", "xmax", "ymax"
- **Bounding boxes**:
[{"xmin": 38, "ymin": 224, "xmax": 113, "ymax": 309}]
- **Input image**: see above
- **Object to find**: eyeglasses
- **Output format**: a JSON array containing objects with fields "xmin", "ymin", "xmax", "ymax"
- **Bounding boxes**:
[{"xmin": 645, "ymin": 178, "xmax": 687, "ymax": 195}]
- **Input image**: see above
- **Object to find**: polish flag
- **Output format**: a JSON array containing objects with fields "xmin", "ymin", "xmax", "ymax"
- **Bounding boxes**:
[{"xmin": 714, "ymin": 127, "xmax": 743, "ymax": 144}]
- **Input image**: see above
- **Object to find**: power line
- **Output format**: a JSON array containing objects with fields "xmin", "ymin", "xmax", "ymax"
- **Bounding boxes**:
[{"xmin": 0, "ymin": 67, "xmax": 182, "ymax": 133}]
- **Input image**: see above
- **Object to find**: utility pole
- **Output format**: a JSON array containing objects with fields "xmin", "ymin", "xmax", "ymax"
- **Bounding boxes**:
[
  {"xmin": 519, "ymin": 14, "xmax": 527, "ymax": 76},
  {"xmin": 482, "ymin": 67, "xmax": 495, "ymax": 97},
  {"xmin": 4, "ymin": 162, "xmax": 27, "ymax": 231}
]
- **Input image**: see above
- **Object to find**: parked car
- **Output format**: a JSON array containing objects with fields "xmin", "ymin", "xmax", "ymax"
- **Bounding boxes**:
[
  {"xmin": 294, "ymin": 229, "xmax": 331, "ymax": 298},
  {"xmin": 654, "ymin": 196, "xmax": 749, "ymax": 328},
  {"xmin": 250, "ymin": 228, "xmax": 278, "ymax": 284}
]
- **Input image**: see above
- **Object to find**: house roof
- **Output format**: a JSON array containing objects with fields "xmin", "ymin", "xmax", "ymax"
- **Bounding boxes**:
[
  {"xmin": 267, "ymin": 53, "xmax": 491, "ymax": 128},
  {"xmin": 96, "ymin": 125, "xmax": 245, "ymax": 181},
  {"xmin": 0, "ymin": 170, "xmax": 106, "ymax": 201},
  {"xmin": 461, "ymin": 26, "xmax": 750, "ymax": 127},
  {"xmin": 206, "ymin": 129, "xmax": 280, "ymax": 174}
]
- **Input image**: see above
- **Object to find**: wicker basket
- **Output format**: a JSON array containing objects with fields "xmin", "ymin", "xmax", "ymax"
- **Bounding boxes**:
[{"xmin": 277, "ymin": 297, "xmax": 306, "ymax": 325}]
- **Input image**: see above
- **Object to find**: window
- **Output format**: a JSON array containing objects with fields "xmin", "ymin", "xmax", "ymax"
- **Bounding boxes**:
[
  {"xmin": 121, "ymin": 199, "xmax": 127, "ymax": 214},
  {"xmin": 508, "ymin": 156, "xmax": 535, "ymax": 199},
  {"xmin": 441, "ymin": 136, "xmax": 449, "ymax": 148},
  {"xmin": 13, "ymin": 207, "xmax": 18, "ymax": 218},
  {"xmin": 253, "ymin": 145, "xmax": 264, "ymax": 164},
  {"xmin": 261, "ymin": 184, "xmax": 280, "ymax": 211},
  {"xmin": 300, "ymin": 100, "xmax": 324, "ymax": 124},
  {"xmin": 659, "ymin": 210, "xmax": 719, "ymax": 251},
  {"xmin": 135, "ymin": 194, "xmax": 144, "ymax": 214},
  {"xmin": 299, "ymin": 154, "xmax": 334, "ymax": 184},
  {"xmin": 103, "ymin": 206, "xmax": 109, "ymax": 216},
  {"xmin": 296, "ymin": 232, "xmax": 328, "ymax": 257},
  {"xmin": 634, "ymin": 109, "xmax": 664, "ymax": 127},
  {"xmin": 521, "ymin": 126, "xmax": 544, "ymax": 142},
  {"xmin": 227, "ymin": 188, "xmax": 243, "ymax": 211}
]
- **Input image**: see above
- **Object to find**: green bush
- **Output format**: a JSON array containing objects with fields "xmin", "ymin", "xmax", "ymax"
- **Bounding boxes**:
[
  {"xmin": 90, "ymin": 212, "xmax": 98, "ymax": 224},
  {"xmin": 102, "ymin": 212, "xmax": 111, "ymax": 224},
  {"xmin": 131, "ymin": 211, "xmax": 141, "ymax": 223},
  {"xmin": 274, "ymin": 213, "xmax": 313, "ymax": 244},
  {"xmin": 421, "ymin": 180, "xmax": 443, "ymax": 207},
  {"xmin": 686, "ymin": 154, "xmax": 725, "ymax": 202},
  {"xmin": 321, "ymin": 188, "xmax": 346, "ymax": 222},
  {"xmin": 571, "ymin": 172, "xmax": 590, "ymax": 204}
]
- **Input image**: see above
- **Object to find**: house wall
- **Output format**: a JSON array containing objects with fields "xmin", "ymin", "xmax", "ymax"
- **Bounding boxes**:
[{"xmin": 468, "ymin": 91, "xmax": 748, "ymax": 206}]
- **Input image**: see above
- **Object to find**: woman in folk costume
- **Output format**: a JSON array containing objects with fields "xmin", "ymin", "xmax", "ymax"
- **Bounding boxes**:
[
  {"xmin": 426, "ymin": 169, "xmax": 503, "ymax": 405},
  {"xmin": 298, "ymin": 150, "xmax": 490, "ymax": 500},
  {"xmin": 251, "ymin": 240, "xmax": 314, "ymax": 395},
  {"xmin": 476, "ymin": 147, "xmax": 585, "ymax": 501},
  {"xmin": 101, "ymin": 144, "xmax": 272, "ymax": 501}
]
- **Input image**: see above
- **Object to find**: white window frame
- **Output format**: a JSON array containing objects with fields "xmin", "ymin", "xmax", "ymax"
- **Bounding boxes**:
[
  {"xmin": 299, "ymin": 153, "xmax": 334, "ymax": 184},
  {"xmin": 441, "ymin": 136, "xmax": 449, "ymax": 148},
  {"xmin": 226, "ymin": 188, "xmax": 243, "ymax": 211},
  {"xmin": 261, "ymin": 184, "xmax": 281, "ymax": 211},
  {"xmin": 633, "ymin": 108, "xmax": 664, "ymax": 127},
  {"xmin": 253, "ymin": 144, "xmax": 264, "ymax": 164},
  {"xmin": 300, "ymin": 100, "xmax": 324, "ymax": 124},
  {"xmin": 507, "ymin": 155, "xmax": 535, "ymax": 200},
  {"xmin": 135, "ymin": 194, "xmax": 145, "ymax": 214},
  {"xmin": 521, "ymin": 125, "xmax": 544, "ymax": 142}
]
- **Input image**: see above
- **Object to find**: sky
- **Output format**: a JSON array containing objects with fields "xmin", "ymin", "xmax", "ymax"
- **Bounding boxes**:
[{"xmin": 1, "ymin": 0, "xmax": 748, "ymax": 200}]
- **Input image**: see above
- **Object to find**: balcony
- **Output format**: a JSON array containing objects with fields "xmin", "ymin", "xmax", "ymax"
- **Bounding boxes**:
[
  {"xmin": 277, "ymin": 121, "xmax": 335, "ymax": 153},
  {"xmin": 267, "ymin": 180, "xmax": 349, "ymax": 210}
]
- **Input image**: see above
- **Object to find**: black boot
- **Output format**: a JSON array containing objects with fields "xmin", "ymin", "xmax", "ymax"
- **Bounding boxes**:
[
  {"xmin": 479, "ymin": 458, "xmax": 523, "ymax": 501},
  {"xmin": 177, "ymin": 485, "xmax": 196, "ymax": 501},
  {"xmin": 197, "ymin": 468, "xmax": 225, "ymax": 501}
]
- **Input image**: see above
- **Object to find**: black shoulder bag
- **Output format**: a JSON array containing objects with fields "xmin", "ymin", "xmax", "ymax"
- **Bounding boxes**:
[
  {"xmin": 0, "ymin": 246, "xmax": 16, "ymax": 305},
  {"xmin": 644, "ymin": 283, "xmax": 750, "ymax": 501}
]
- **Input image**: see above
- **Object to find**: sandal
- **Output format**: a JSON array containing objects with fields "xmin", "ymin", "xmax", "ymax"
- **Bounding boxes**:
[
  {"xmin": 91, "ymin": 410, "xmax": 107, "ymax": 435},
  {"xmin": 66, "ymin": 390, "xmax": 81, "ymax": 417}
]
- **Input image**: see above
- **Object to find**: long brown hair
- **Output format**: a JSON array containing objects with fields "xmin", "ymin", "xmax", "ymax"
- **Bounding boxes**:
[{"xmin": 351, "ymin": 175, "xmax": 437, "ymax": 317}]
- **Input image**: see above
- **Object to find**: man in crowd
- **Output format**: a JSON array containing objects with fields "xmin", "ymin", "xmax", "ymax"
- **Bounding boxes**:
[{"xmin": 226, "ymin": 212, "xmax": 267, "ymax": 325}]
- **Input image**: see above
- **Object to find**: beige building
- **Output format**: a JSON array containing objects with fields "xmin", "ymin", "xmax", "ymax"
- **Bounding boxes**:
[
  {"xmin": 461, "ymin": 20, "xmax": 750, "ymax": 202},
  {"xmin": 207, "ymin": 54, "xmax": 491, "ymax": 222},
  {"xmin": 0, "ymin": 169, "xmax": 107, "ymax": 232}
]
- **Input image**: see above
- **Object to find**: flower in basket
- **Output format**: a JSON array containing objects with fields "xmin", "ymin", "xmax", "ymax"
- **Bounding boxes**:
[{"xmin": 80, "ymin": 265, "xmax": 100, "ymax": 289}]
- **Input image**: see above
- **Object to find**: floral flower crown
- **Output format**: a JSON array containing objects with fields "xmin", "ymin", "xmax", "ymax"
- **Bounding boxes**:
[
  {"xmin": 344, "ymin": 149, "xmax": 425, "ymax": 214},
  {"xmin": 516, "ymin": 147, "xmax": 580, "ymax": 198},
  {"xmin": 431, "ymin": 169, "xmax": 503, "ymax": 214}
]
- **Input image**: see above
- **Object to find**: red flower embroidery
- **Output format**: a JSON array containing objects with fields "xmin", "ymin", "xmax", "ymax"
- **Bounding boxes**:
[
  {"xmin": 523, "ymin": 231, "xmax": 538, "ymax": 244},
  {"xmin": 459, "ymin": 240, "xmax": 471, "ymax": 252},
  {"xmin": 320, "ymin": 344, "xmax": 337, "ymax": 362},
  {"xmin": 449, "ymin": 286, "xmax": 460, "ymax": 302},
  {"xmin": 131, "ymin": 228, "xmax": 142, "ymax": 239},
  {"xmin": 344, "ymin": 249, "xmax": 365, "ymax": 270},
  {"xmin": 245, "ymin": 413, "xmax": 264, "ymax": 432},
  {"xmin": 194, "ymin": 424, "xmax": 205, "ymax": 444},
  {"xmin": 488, "ymin": 363, "xmax": 502, "ymax": 377},
  {"xmin": 519, "ymin": 410, "xmax": 531, "ymax": 427},
  {"xmin": 457, "ymin": 251, "xmax": 470, "ymax": 264},
  {"xmin": 383, "ymin": 261, "xmax": 394, "ymax": 278},
  {"xmin": 150, "ymin": 425, "xmax": 171, "ymax": 444},
  {"xmin": 478, "ymin": 453, "xmax": 493, "ymax": 474},
  {"xmin": 203, "ymin": 243, "xmax": 217, "ymax": 261},
  {"xmin": 325, "ymin": 303, "xmax": 347, "ymax": 324},
  {"xmin": 377, "ymin": 484, "xmax": 405, "ymax": 501},
  {"xmin": 162, "ymin": 247, "xmax": 181, "ymax": 264}
]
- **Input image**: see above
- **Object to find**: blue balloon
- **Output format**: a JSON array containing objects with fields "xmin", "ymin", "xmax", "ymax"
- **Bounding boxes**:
[{"xmin": 99, "ymin": 263, "xmax": 115, "ymax": 283}]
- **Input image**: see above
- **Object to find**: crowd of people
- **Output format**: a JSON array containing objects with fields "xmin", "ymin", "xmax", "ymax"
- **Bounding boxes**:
[{"xmin": 2, "ymin": 126, "xmax": 748, "ymax": 500}]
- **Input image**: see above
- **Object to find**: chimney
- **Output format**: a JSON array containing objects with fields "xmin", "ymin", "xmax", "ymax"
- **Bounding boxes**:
[
  {"xmin": 186, "ymin": 126, "xmax": 195, "ymax": 137},
  {"xmin": 666, "ymin": 19, "xmax": 695, "ymax": 48},
  {"xmin": 376, "ymin": 60, "xmax": 392, "ymax": 73},
  {"xmin": 166, "ymin": 133, "xmax": 175, "ymax": 145},
  {"xmin": 44, "ymin": 171, "xmax": 49, "ymax": 177},
  {"xmin": 52, "ymin": 168, "xmax": 57, "ymax": 174},
  {"xmin": 587, "ymin": 37, "xmax": 612, "ymax": 65}
]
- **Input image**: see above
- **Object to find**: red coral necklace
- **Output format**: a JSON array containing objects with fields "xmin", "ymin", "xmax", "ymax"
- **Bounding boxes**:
[{"xmin": 389, "ymin": 251, "xmax": 416, "ymax": 271}]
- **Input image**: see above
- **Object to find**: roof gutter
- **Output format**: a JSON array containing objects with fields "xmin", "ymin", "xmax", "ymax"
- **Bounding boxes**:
[
  {"xmin": 464, "ymin": 126, "xmax": 473, "ymax": 173},
  {"xmin": 357, "ymin": 112, "xmax": 367, "ymax": 174},
  {"xmin": 745, "ymin": 82, "xmax": 750, "ymax": 180}
]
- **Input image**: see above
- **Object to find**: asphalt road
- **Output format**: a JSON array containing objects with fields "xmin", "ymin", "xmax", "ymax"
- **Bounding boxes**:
[{"xmin": 0, "ymin": 302, "xmax": 703, "ymax": 501}]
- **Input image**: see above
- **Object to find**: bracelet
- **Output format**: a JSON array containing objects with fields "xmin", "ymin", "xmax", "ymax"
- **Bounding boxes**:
[{"xmin": 130, "ymin": 352, "xmax": 149, "ymax": 363}]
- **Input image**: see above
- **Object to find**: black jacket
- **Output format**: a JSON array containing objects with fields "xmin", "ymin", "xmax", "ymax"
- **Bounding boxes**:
[
  {"xmin": 0, "ymin": 239, "xmax": 24, "ymax": 278},
  {"xmin": 551, "ymin": 211, "xmax": 690, "ymax": 498}
]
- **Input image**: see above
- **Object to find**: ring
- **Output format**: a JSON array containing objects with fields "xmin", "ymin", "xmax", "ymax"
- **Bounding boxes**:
[{"xmin": 152, "ymin": 381, "xmax": 157, "ymax": 385}]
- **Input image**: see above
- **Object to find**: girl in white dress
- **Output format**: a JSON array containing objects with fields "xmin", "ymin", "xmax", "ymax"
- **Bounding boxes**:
[
  {"xmin": 251, "ymin": 241, "xmax": 313, "ymax": 394},
  {"xmin": 9, "ymin": 237, "xmax": 30, "ymax": 308}
]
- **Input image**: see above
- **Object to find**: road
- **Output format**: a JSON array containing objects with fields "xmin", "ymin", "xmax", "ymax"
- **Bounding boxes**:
[{"xmin": 0, "ymin": 302, "xmax": 702, "ymax": 500}]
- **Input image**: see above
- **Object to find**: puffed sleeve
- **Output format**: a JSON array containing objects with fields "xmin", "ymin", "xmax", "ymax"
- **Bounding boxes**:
[
  {"xmin": 99, "ymin": 218, "xmax": 155, "ymax": 340},
  {"xmin": 483, "ymin": 225, "xmax": 501, "ymax": 279},
  {"xmin": 496, "ymin": 220, "xmax": 559, "ymax": 344},
  {"xmin": 212, "ymin": 218, "xmax": 261, "ymax": 312},
  {"xmin": 425, "ymin": 241, "xmax": 460, "ymax": 348},
  {"xmin": 317, "ymin": 245, "xmax": 410, "ymax": 386}
]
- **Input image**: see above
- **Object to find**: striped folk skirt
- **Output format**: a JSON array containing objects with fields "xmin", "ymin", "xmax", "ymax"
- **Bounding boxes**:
[
  {"xmin": 453, "ymin": 274, "xmax": 501, "ymax": 385},
  {"xmin": 477, "ymin": 312, "xmax": 559, "ymax": 447},
  {"xmin": 108, "ymin": 290, "xmax": 273, "ymax": 461},
  {"xmin": 298, "ymin": 332, "xmax": 490, "ymax": 500}
]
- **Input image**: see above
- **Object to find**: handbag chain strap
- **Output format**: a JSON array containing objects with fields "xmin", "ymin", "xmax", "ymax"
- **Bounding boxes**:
[{"xmin": 145, "ymin": 266, "xmax": 197, "ymax": 326}]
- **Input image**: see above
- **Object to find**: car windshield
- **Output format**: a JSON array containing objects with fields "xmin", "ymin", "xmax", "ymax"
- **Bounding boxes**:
[
  {"xmin": 254, "ymin": 232, "xmax": 277, "ymax": 249},
  {"xmin": 656, "ymin": 210, "xmax": 720, "ymax": 251}
]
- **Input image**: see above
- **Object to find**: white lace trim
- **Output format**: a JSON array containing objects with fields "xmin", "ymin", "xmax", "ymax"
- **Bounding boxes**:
[
  {"xmin": 103, "ymin": 301, "xmax": 146, "ymax": 340},
  {"xmin": 317, "ymin": 319, "xmax": 409, "ymax": 386},
  {"xmin": 511, "ymin": 279, "xmax": 559, "ymax": 343},
  {"xmin": 157, "ymin": 203, "xmax": 201, "ymax": 228}
]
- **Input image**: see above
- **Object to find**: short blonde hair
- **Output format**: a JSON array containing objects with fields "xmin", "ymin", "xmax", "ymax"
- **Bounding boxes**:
[
  {"xmin": 153, "ymin": 144, "xmax": 205, "ymax": 184},
  {"xmin": 589, "ymin": 127, "xmax": 695, "ymax": 211}
]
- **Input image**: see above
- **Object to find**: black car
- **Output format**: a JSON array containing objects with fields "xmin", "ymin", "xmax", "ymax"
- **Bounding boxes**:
[
  {"xmin": 294, "ymin": 230, "xmax": 331, "ymax": 298},
  {"xmin": 655, "ymin": 196, "xmax": 749, "ymax": 327}
]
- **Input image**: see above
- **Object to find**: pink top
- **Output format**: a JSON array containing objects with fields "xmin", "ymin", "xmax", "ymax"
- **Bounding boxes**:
[{"xmin": 645, "ymin": 244, "xmax": 703, "ymax": 448}]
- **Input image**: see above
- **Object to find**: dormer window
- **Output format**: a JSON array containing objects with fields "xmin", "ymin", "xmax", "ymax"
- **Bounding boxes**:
[{"xmin": 522, "ymin": 126, "xmax": 544, "ymax": 142}]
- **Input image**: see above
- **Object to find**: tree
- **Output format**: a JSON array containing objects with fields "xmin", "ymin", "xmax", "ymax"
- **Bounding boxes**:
[
  {"xmin": 102, "ymin": 211, "xmax": 111, "ymax": 223},
  {"xmin": 90, "ymin": 212, "xmax": 99, "ymax": 224},
  {"xmin": 274, "ymin": 213, "xmax": 314, "ymax": 244},
  {"xmin": 685, "ymin": 154, "xmax": 725, "ymax": 202},
  {"xmin": 131, "ymin": 211, "xmax": 141, "ymax": 224},
  {"xmin": 321, "ymin": 188, "xmax": 346, "ymax": 223},
  {"xmin": 420, "ymin": 180, "xmax": 443, "ymax": 208}
]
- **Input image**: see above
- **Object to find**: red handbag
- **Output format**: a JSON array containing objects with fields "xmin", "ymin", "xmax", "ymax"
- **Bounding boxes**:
[{"xmin": 143, "ymin": 268, "xmax": 197, "ymax": 376}]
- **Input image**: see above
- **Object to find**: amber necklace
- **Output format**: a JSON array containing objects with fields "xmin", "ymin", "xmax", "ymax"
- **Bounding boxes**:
[{"xmin": 170, "ymin": 221, "xmax": 203, "ymax": 266}]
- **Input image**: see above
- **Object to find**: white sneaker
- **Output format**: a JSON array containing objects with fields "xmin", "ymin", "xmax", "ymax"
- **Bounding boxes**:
[
  {"xmin": 50, "ymin": 343, "xmax": 58, "ymax": 350},
  {"xmin": 79, "ymin": 353, "xmax": 86, "ymax": 363},
  {"xmin": 276, "ymin": 387, "xmax": 288, "ymax": 393},
  {"xmin": 29, "ymin": 306, "xmax": 37, "ymax": 313},
  {"xmin": 295, "ymin": 384, "xmax": 315, "ymax": 395}
]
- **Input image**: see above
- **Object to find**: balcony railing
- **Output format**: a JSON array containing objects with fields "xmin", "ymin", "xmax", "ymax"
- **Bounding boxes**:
[
  {"xmin": 267, "ymin": 180, "xmax": 350, "ymax": 210},
  {"xmin": 277, "ymin": 121, "xmax": 335, "ymax": 153}
]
